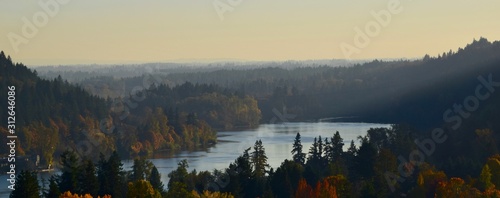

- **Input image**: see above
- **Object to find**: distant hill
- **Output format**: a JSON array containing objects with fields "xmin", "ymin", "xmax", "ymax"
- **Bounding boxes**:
[
  {"xmin": 0, "ymin": 51, "xmax": 110, "ymax": 170},
  {"xmin": 66, "ymin": 38, "xmax": 500, "ymax": 132},
  {"xmin": 33, "ymin": 59, "xmax": 369, "ymax": 84},
  {"xmin": 0, "ymin": 52, "xmax": 261, "ymax": 171}
]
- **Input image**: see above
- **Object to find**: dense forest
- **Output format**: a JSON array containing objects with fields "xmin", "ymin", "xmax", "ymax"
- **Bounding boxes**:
[
  {"xmin": 10, "ymin": 126, "xmax": 500, "ymax": 197},
  {"xmin": 0, "ymin": 52, "xmax": 261, "ymax": 171},
  {"xmin": 158, "ymin": 126, "xmax": 500, "ymax": 198},
  {"xmin": 61, "ymin": 38, "xmax": 500, "ymax": 130},
  {"xmin": 4, "ymin": 38, "xmax": 500, "ymax": 197}
]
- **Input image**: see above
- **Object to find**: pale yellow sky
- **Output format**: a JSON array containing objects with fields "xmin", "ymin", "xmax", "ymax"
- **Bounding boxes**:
[{"xmin": 1, "ymin": 0, "xmax": 499, "ymax": 65}]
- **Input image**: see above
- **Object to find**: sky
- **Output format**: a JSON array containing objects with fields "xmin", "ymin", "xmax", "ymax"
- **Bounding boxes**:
[{"xmin": 1, "ymin": 0, "xmax": 500, "ymax": 65}]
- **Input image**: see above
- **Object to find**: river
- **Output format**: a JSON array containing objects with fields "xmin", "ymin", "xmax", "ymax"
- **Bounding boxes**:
[{"xmin": 0, "ymin": 122, "xmax": 390, "ymax": 196}]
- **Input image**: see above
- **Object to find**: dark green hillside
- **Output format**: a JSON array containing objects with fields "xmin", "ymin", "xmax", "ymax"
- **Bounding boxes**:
[{"xmin": 0, "ymin": 52, "xmax": 261, "ymax": 170}]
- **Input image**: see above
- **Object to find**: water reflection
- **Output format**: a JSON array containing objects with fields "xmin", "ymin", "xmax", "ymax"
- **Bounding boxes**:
[{"xmin": 0, "ymin": 122, "xmax": 390, "ymax": 196}]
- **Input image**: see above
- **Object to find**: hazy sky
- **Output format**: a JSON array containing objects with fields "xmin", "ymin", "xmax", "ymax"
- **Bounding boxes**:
[{"xmin": 1, "ymin": 0, "xmax": 499, "ymax": 65}]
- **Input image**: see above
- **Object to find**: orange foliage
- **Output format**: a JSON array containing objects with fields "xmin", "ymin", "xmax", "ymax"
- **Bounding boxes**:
[
  {"xmin": 435, "ymin": 178, "xmax": 481, "ymax": 197},
  {"xmin": 484, "ymin": 188, "xmax": 500, "ymax": 197},
  {"xmin": 416, "ymin": 165, "xmax": 447, "ymax": 194},
  {"xmin": 130, "ymin": 141, "xmax": 143, "ymax": 154},
  {"xmin": 295, "ymin": 179, "xmax": 313, "ymax": 198},
  {"xmin": 313, "ymin": 179, "xmax": 338, "ymax": 198},
  {"xmin": 59, "ymin": 191, "xmax": 111, "ymax": 198},
  {"xmin": 295, "ymin": 178, "xmax": 338, "ymax": 198}
]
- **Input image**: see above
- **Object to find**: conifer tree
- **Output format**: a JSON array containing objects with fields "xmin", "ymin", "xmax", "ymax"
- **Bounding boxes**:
[
  {"xmin": 251, "ymin": 140, "xmax": 269, "ymax": 178},
  {"xmin": 97, "ymin": 151, "xmax": 125, "ymax": 197},
  {"xmin": 44, "ymin": 175, "xmax": 60, "ymax": 198},
  {"xmin": 10, "ymin": 171, "xmax": 40, "ymax": 198},
  {"xmin": 78, "ymin": 159, "xmax": 98, "ymax": 196},
  {"xmin": 292, "ymin": 133, "xmax": 306, "ymax": 165},
  {"xmin": 59, "ymin": 150, "xmax": 79, "ymax": 193},
  {"xmin": 325, "ymin": 131, "xmax": 344, "ymax": 162},
  {"xmin": 149, "ymin": 166, "xmax": 165, "ymax": 194}
]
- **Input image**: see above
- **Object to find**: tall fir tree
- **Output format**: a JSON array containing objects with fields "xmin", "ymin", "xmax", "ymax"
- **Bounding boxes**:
[
  {"xmin": 325, "ymin": 131, "xmax": 344, "ymax": 162},
  {"xmin": 347, "ymin": 140, "xmax": 358, "ymax": 156},
  {"xmin": 307, "ymin": 137, "xmax": 321, "ymax": 162},
  {"xmin": 149, "ymin": 166, "xmax": 165, "ymax": 194},
  {"xmin": 59, "ymin": 150, "xmax": 79, "ymax": 193},
  {"xmin": 132, "ymin": 159, "xmax": 147, "ymax": 181},
  {"xmin": 78, "ymin": 159, "xmax": 99, "ymax": 196},
  {"xmin": 226, "ymin": 147, "xmax": 252, "ymax": 196},
  {"xmin": 10, "ymin": 171, "xmax": 40, "ymax": 198},
  {"xmin": 97, "ymin": 151, "xmax": 125, "ymax": 198},
  {"xmin": 251, "ymin": 139, "xmax": 269, "ymax": 178},
  {"xmin": 44, "ymin": 175, "xmax": 60, "ymax": 198},
  {"xmin": 317, "ymin": 136, "xmax": 324, "ymax": 161},
  {"xmin": 167, "ymin": 159, "xmax": 189, "ymax": 190},
  {"xmin": 292, "ymin": 133, "xmax": 306, "ymax": 165}
]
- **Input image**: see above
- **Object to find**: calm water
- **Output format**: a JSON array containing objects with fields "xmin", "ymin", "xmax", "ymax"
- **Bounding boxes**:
[{"xmin": 0, "ymin": 122, "xmax": 390, "ymax": 196}]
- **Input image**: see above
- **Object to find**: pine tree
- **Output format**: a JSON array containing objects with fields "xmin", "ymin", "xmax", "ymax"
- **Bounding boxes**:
[
  {"xmin": 44, "ymin": 175, "xmax": 60, "ymax": 198},
  {"xmin": 324, "ymin": 137, "xmax": 331, "ymax": 162},
  {"xmin": 98, "ymin": 151, "xmax": 125, "ymax": 198},
  {"xmin": 307, "ymin": 137, "xmax": 322, "ymax": 162},
  {"xmin": 317, "ymin": 136, "xmax": 324, "ymax": 161},
  {"xmin": 59, "ymin": 150, "xmax": 79, "ymax": 193},
  {"xmin": 10, "ymin": 171, "xmax": 41, "ymax": 198},
  {"xmin": 226, "ymin": 147, "xmax": 252, "ymax": 196},
  {"xmin": 347, "ymin": 140, "xmax": 357, "ymax": 156},
  {"xmin": 325, "ymin": 131, "xmax": 344, "ymax": 162},
  {"xmin": 292, "ymin": 133, "xmax": 306, "ymax": 165},
  {"xmin": 78, "ymin": 159, "xmax": 99, "ymax": 196},
  {"xmin": 356, "ymin": 138, "xmax": 377, "ymax": 179},
  {"xmin": 167, "ymin": 159, "xmax": 189, "ymax": 189},
  {"xmin": 149, "ymin": 166, "xmax": 165, "ymax": 194},
  {"xmin": 97, "ymin": 153, "xmax": 110, "ymax": 196},
  {"xmin": 132, "ymin": 159, "xmax": 146, "ymax": 181},
  {"xmin": 251, "ymin": 140, "xmax": 269, "ymax": 178}
]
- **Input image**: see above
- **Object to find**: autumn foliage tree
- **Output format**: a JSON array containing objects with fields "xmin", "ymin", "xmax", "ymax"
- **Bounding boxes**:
[
  {"xmin": 294, "ymin": 178, "xmax": 339, "ymax": 198},
  {"xmin": 295, "ymin": 179, "xmax": 314, "ymax": 198},
  {"xmin": 435, "ymin": 177, "xmax": 481, "ymax": 197},
  {"xmin": 58, "ymin": 191, "xmax": 111, "ymax": 198},
  {"xmin": 313, "ymin": 179, "xmax": 338, "ymax": 198},
  {"xmin": 127, "ymin": 180, "xmax": 162, "ymax": 198}
]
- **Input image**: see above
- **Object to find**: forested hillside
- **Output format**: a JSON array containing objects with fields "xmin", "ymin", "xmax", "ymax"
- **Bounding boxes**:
[
  {"xmin": 0, "ymin": 51, "xmax": 111, "ymax": 170},
  {"xmin": 5, "ymin": 38, "xmax": 500, "ymax": 197},
  {"xmin": 70, "ymin": 38, "xmax": 500, "ymax": 131},
  {"xmin": 0, "ymin": 52, "xmax": 261, "ymax": 171},
  {"xmin": 163, "ymin": 38, "xmax": 500, "ymax": 130}
]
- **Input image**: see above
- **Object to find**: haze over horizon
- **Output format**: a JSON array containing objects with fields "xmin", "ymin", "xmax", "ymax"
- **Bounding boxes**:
[{"xmin": 1, "ymin": 0, "xmax": 500, "ymax": 65}]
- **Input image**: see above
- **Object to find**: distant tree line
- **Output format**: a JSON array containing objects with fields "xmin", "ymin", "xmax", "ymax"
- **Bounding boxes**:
[
  {"xmin": 0, "ymin": 52, "xmax": 261, "ymax": 171},
  {"xmin": 73, "ymin": 38, "xmax": 500, "ymax": 131}
]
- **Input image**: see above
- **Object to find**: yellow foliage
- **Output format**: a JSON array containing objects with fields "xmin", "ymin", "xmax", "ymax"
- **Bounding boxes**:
[
  {"xmin": 59, "ymin": 191, "xmax": 111, "ymax": 198},
  {"xmin": 191, "ymin": 190, "xmax": 235, "ymax": 198},
  {"xmin": 487, "ymin": 155, "xmax": 500, "ymax": 189},
  {"xmin": 435, "ymin": 178, "xmax": 482, "ymax": 198},
  {"xmin": 127, "ymin": 180, "xmax": 162, "ymax": 198}
]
